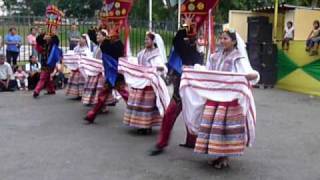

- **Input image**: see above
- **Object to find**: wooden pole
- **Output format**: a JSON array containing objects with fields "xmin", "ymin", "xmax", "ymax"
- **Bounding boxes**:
[{"xmin": 273, "ymin": 0, "xmax": 279, "ymax": 41}]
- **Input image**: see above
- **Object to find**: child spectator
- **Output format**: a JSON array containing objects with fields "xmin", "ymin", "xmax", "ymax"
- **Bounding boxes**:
[
  {"xmin": 282, "ymin": 21, "xmax": 294, "ymax": 50},
  {"xmin": 14, "ymin": 65, "xmax": 28, "ymax": 91},
  {"xmin": 306, "ymin": 20, "xmax": 320, "ymax": 55}
]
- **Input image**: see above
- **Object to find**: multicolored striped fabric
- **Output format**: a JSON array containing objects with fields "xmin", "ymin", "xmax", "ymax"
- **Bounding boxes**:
[
  {"xmin": 180, "ymin": 67, "xmax": 256, "ymax": 147},
  {"xmin": 79, "ymin": 56, "xmax": 104, "ymax": 78},
  {"xmin": 63, "ymin": 54, "xmax": 81, "ymax": 71},
  {"xmin": 81, "ymin": 73, "xmax": 105, "ymax": 105},
  {"xmin": 118, "ymin": 57, "xmax": 170, "ymax": 117},
  {"xmin": 81, "ymin": 73, "xmax": 116, "ymax": 105},
  {"xmin": 65, "ymin": 70, "xmax": 85, "ymax": 97},
  {"xmin": 194, "ymin": 100, "xmax": 246, "ymax": 157},
  {"xmin": 123, "ymin": 86, "xmax": 162, "ymax": 129},
  {"xmin": 78, "ymin": 55, "xmax": 115, "ymax": 105}
]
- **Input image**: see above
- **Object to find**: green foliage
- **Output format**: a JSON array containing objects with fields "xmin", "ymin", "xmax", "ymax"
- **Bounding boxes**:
[
  {"xmin": 56, "ymin": 0, "xmax": 103, "ymax": 18},
  {"xmin": 130, "ymin": 0, "xmax": 175, "ymax": 21}
]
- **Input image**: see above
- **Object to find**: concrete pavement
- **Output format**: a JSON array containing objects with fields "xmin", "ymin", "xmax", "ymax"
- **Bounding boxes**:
[{"xmin": 0, "ymin": 89, "xmax": 319, "ymax": 180}]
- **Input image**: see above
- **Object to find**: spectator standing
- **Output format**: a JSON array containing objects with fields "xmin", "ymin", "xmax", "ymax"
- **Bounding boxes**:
[
  {"xmin": 4, "ymin": 27, "xmax": 22, "ymax": 66},
  {"xmin": 0, "ymin": 54, "xmax": 16, "ymax": 91},
  {"xmin": 14, "ymin": 65, "xmax": 28, "ymax": 91},
  {"xmin": 27, "ymin": 27, "xmax": 37, "ymax": 56},
  {"xmin": 25, "ymin": 55, "xmax": 41, "ymax": 90},
  {"xmin": 36, "ymin": 26, "xmax": 43, "ymax": 36},
  {"xmin": 68, "ymin": 24, "xmax": 80, "ymax": 50}
]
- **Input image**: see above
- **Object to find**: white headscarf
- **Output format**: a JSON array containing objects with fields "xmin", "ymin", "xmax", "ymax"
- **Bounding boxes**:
[
  {"xmin": 236, "ymin": 32, "xmax": 249, "ymax": 63},
  {"xmin": 235, "ymin": 32, "xmax": 260, "ymax": 84},
  {"xmin": 83, "ymin": 34, "xmax": 91, "ymax": 53},
  {"xmin": 154, "ymin": 33, "xmax": 167, "ymax": 63}
]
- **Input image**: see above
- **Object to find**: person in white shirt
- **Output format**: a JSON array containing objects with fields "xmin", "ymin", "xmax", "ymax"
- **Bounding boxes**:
[
  {"xmin": 282, "ymin": 21, "xmax": 294, "ymax": 51},
  {"xmin": 25, "ymin": 55, "xmax": 41, "ymax": 90},
  {"xmin": 0, "ymin": 54, "xmax": 16, "ymax": 91},
  {"xmin": 65, "ymin": 34, "xmax": 90, "ymax": 98}
]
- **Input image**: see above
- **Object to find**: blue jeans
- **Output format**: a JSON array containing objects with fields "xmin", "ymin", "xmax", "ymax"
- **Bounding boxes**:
[
  {"xmin": 306, "ymin": 37, "xmax": 320, "ymax": 48},
  {"xmin": 0, "ymin": 80, "xmax": 16, "ymax": 91}
]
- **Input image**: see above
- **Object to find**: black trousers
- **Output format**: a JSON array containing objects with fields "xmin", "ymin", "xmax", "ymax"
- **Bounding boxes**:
[
  {"xmin": 6, "ymin": 50, "xmax": 19, "ymax": 66},
  {"xmin": 28, "ymin": 73, "xmax": 40, "ymax": 90},
  {"xmin": 0, "ymin": 80, "xmax": 16, "ymax": 91}
]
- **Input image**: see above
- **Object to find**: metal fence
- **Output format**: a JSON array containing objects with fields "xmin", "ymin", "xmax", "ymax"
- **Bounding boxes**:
[{"xmin": 0, "ymin": 16, "xmax": 222, "ymax": 63}]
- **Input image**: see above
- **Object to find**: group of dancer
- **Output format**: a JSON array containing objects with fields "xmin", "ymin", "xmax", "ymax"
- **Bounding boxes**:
[{"xmin": 31, "ymin": 21, "xmax": 259, "ymax": 168}]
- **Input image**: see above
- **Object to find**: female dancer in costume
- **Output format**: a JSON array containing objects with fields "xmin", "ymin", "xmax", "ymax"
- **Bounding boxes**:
[
  {"xmin": 193, "ymin": 30, "xmax": 259, "ymax": 168},
  {"xmin": 65, "ymin": 34, "xmax": 91, "ymax": 99},
  {"xmin": 123, "ymin": 32, "xmax": 167, "ymax": 134}
]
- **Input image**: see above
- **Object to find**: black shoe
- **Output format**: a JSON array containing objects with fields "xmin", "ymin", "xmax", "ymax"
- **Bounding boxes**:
[
  {"xmin": 179, "ymin": 143, "xmax": 195, "ymax": 149},
  {"xmin": 72, "ymin": 96, "xmax": 82, "ymax": 101},
  {"xmin": 33, "ymin": 92, "xmax": 39, "ymax": 98},
  {"xmin": 83, "ymin": 116, "xmax": 95, "ymax": 125},
  {"xmin": 137, "ymin": 128, "xmax": 152, "ymax": 135},
  {"xmin": 149, "ymin": 146, "xmax": 164, "ymax": 156},
  {"xmin": 45, "ymin": 92, "xmax": 56, "ymax": 95}
]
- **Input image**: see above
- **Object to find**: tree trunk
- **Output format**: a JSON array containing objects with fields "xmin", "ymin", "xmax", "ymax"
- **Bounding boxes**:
[{"xmin": 312, "ymin": 0, "xmax": 318, "ymax": 8}]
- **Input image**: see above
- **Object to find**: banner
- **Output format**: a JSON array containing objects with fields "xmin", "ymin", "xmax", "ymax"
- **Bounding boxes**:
[{"xmin": 180, "ymin": 0, "xmax": 219, "ymax": 36}]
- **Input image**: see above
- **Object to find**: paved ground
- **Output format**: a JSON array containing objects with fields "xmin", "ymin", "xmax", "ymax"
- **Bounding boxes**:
[{"xmin": 0, "ymin": 88, "xmax": 320, "ymax": 180}]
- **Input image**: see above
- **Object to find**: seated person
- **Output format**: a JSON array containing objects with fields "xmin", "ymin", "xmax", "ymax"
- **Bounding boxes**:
[
  {"xmin": 14, "ymin": 65, "xmax": 28, "ymax": 91},
  {"xmin": 25, "ymin": 55, "xmax": 41, "ymax": 90},
  {"xmin": 62, "ymin": 61, "xmax": 71, "ymax": 86},
  {"xmin": 0, "ymin": 54, "xmax": 16, "ymax": 91},
  {"xmin": 306, "ymin": 20, "xmax": 320, "ymax": 55},
  {"xmin": 282, "ymin": 21, "xmax": 294, "ymax": 50},
  {"xmin": 53, "ymin": 62, "xmax": 65, "ymax": 89}
]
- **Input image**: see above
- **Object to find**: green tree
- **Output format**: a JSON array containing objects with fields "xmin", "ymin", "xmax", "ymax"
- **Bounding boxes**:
[
  {"xmin": 130, "ymin": 0, "xmax": 175, "ymax": 21},
  {"xmin": 56, "ymin": 0, "xmax": 102, "ymax": 18}
]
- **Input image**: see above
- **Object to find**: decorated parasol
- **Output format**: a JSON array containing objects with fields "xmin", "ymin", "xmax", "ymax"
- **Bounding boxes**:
[
  {"xmin": 45, "ymin": 5, "xmax": 64, "ymax": 35},
  {"xmin": 99, "ymin": 0, "xmax": 134, "ymax": 56}
]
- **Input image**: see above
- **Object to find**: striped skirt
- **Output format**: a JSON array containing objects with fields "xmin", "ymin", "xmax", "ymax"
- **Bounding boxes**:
[
  {"xmin": 123, "ymin": 86, "xmax": 162, "ymax": 129},
  {"xmin": 194, "ymin": 100, "xmax": 246, "ymax": 158},
  {"xmin": 82, "ymin": 73, "xmax": 115, "ymax": 105},
  {"xmin": 65, "ymin": 70, "xmax": 85, "ymax": 97}
]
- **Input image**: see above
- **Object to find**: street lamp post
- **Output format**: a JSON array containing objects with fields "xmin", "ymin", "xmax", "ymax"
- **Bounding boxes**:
[
  {"xmin": 149, "ymin": 0, "xmax": 152, "ymax": 31},
  {"xmin": 273, "ymin": 0, "xmax": 279, "ymax": 41},
  {"xmin": 178, "ymin": 0, "xmax": 181, "ymax": 29}
]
